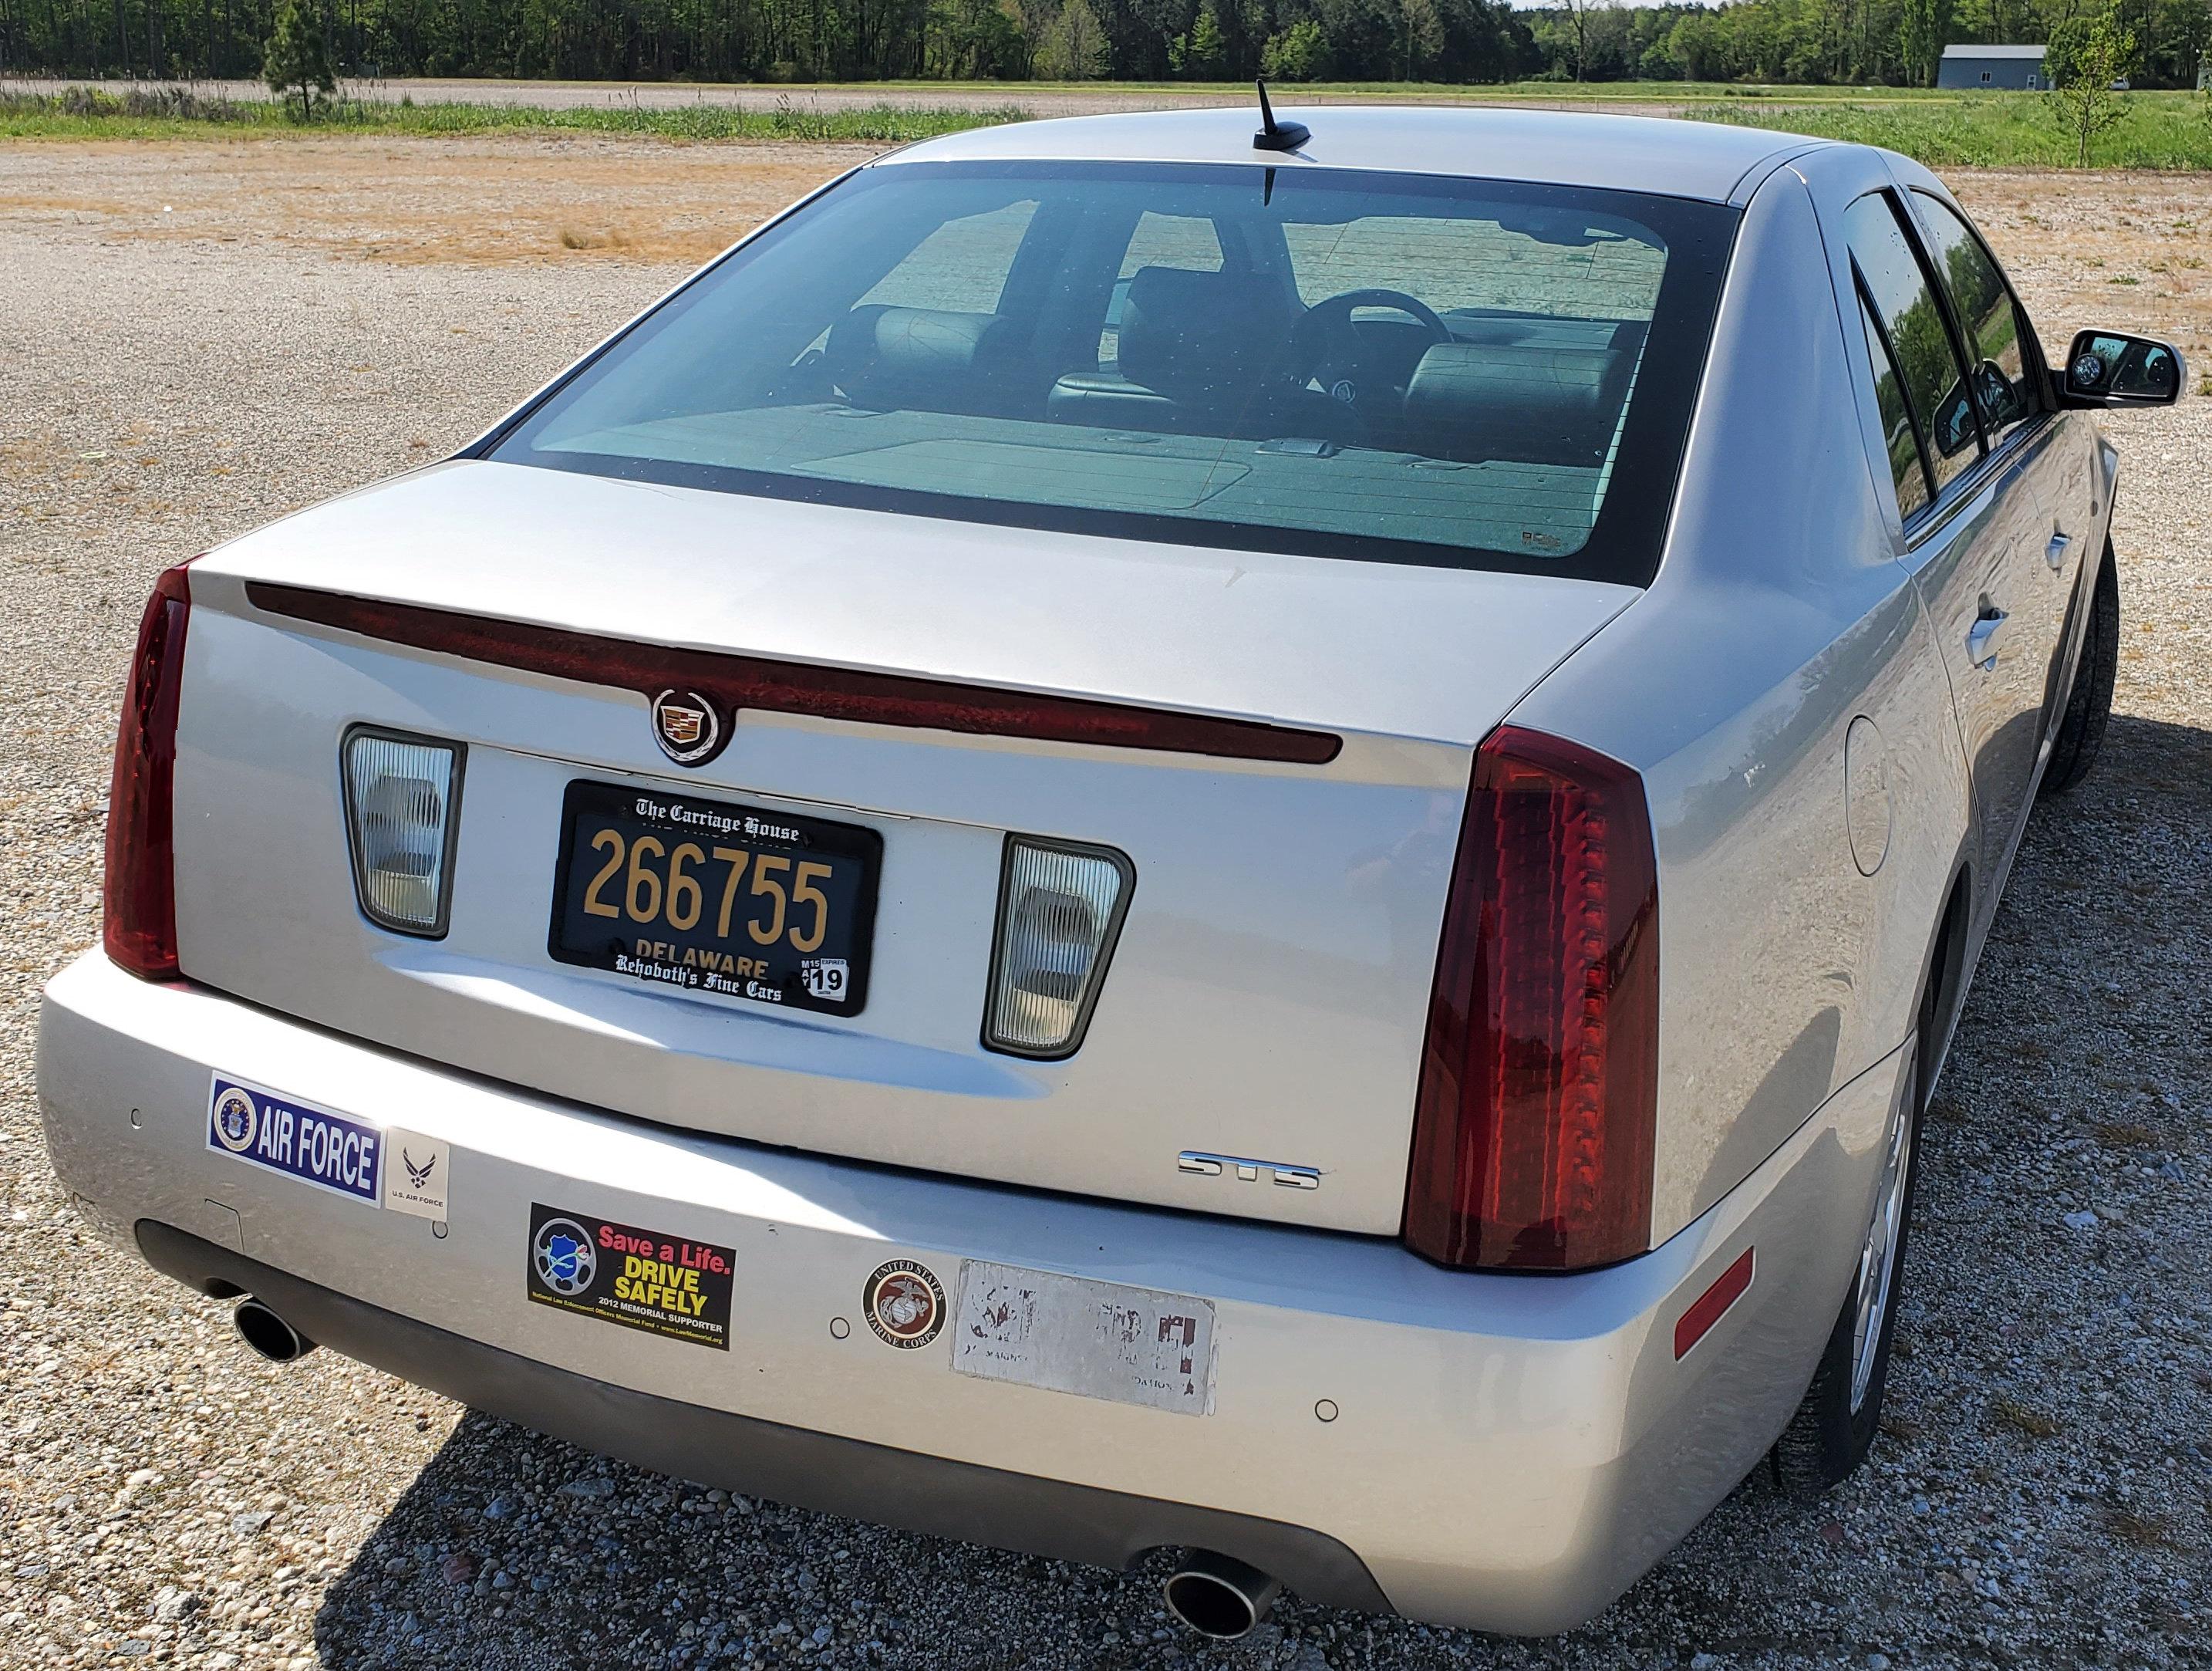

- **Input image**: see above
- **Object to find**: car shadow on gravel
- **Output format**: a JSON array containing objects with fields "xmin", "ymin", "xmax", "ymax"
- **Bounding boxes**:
[{"xmin": 310, "ymin": 717, "xmax": 2212, "ymax": 1671}]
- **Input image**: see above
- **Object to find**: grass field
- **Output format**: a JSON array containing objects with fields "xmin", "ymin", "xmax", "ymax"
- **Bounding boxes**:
[
  {"xmin": 3, "ymin": 79, "xmax": 2210, "ymax": 168},
  {"xmin": 0, "ymin": 86, "xmax": 1033, "ymax": 143}
]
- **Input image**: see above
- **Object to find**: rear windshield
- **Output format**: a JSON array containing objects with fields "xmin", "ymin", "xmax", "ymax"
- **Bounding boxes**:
[{"xmin": 488, "ymin": 160, "xmax": 1737, "ymax": 583}]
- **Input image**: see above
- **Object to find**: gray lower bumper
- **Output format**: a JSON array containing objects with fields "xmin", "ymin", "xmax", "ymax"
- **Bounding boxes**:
[{"xmin": 136, "ymin": 1220, "xmax": 1393, "ymax": 1615}]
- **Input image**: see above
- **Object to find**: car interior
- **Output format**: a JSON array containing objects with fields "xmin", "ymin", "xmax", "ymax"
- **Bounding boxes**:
[{"xmin": 504, "ymin": 167, "xmax": 1686, "ymax": 562}]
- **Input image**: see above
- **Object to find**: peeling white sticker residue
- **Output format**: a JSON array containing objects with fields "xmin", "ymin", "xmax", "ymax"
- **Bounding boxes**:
[{"xmin": 950, "ymin": 1261, "xmax": 1216, "ymax": 1416}]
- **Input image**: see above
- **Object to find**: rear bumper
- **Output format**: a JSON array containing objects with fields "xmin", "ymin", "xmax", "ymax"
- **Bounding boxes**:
[
  {"xmin": 132, "ymin": 1221, "xmax": 1388, "ymax": 1610},
  {"xmin": 39, "ymin": 948, "xmax": 1908, "ymax": 1634}
]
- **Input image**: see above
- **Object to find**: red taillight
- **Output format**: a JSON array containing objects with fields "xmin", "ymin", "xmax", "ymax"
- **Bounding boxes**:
[
  {"xmin": 1404, "ymin": 725, "xmax": 1659, "ymax": 1272},
  {"xmin": 104, "ymin": 564, "xmax": 193, "ymax": 979}
]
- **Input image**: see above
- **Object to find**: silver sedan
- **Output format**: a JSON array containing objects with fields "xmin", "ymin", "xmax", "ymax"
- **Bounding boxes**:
[{"xmin": 39, "ymin": 103, "xmax": 2181, "ymax": 1637}]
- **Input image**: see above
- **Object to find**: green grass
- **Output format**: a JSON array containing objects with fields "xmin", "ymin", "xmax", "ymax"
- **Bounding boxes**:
[
  {"xmin": 5, "ymin": 81, "xmax": 2209, "ymax": 168},
  {"xmin": 0, "ymin": 86, "xmax": 1033, "ymax": 143},
  {"xmin": 1688, "ymin": 89, "xmax": 2212, "ymax": 170}
]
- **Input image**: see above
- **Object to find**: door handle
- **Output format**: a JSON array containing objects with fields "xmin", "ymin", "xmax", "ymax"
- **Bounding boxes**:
[
  {"xmin": 2045, "ymin": 531, "xmax": 2073, "ymax": 571},
  {"xmin": 1967, "ymin": 607, "xmax": 2008, "ymax": 669}
]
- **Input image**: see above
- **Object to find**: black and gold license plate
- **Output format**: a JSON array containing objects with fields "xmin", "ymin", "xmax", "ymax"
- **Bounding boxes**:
[{"xmin": 548, "ymin": 780, "xmax": 881, "ymax": 1018}]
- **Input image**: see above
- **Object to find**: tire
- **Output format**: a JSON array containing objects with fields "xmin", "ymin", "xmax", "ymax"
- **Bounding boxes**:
[
  {"xmin": 2040, "ymin": 541, "xmax": 2119, "ymax": 798},
  {"xmin": 1771, "ymin": 979, "xmax": 1934, "ymax": 1494}
]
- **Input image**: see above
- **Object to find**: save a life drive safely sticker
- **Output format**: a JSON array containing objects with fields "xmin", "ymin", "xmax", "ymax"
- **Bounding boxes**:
[{"xmin": 525, "ymin": 1203, "xmax": 735, "ymax": 1352}]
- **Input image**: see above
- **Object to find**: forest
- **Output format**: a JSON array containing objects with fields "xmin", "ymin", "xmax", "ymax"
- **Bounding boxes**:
[{"xmin": 3, "ymin": 0, "xmax": 2207, "ymax": 93}]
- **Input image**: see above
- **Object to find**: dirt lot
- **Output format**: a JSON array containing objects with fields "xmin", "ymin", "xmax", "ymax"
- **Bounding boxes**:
[{"xmin": 1, "ymin": 137, "xmax": 2208, "ymax": 1670}]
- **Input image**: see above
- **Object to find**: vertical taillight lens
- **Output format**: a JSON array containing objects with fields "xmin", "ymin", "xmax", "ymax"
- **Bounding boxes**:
[
  {"xmin": 983, "ymin": 837, "xmax": 1134, "ymax": 1059},
  {"xmin": 1404, "ymin": 725, "xmax": 1659, "ymax": 1272},
  {"xmin": 342, "ymin": 729, "xmax": 464, "ymax": 937},
  {"xmin": 103, "ymin": 564, "xmax": 194, "ymax": 980}
]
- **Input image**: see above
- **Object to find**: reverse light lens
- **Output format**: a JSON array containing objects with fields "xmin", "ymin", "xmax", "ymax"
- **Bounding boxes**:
[
  {"xmin": 1404, "ymin": 725, "xmax": 1660, "ymax": 1272},
  {"xmin": 342, "ymin": 729, "xmax": 463, "ymax": 937},
  {"xmin": 983, "ymin": 837, "xmax": 1134, "ymax": 1058},
  {"xmin": 104, "ymin": 564, "xmax": 194, "ymax": 979}
]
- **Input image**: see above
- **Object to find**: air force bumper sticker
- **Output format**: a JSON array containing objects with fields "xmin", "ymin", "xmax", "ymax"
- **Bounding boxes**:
[
  {"xmin": 207, "ymin": 1075, "xmax": 383, "ymax": 1206},
  {"xmin": 207, "ymin": 1075, "xmax": 449, "ymax": 1220}
]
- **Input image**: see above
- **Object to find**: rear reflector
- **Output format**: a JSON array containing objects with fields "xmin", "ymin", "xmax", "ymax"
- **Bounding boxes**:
[
  {"xmin": 1403, "ymin": 725, "xmax": 1659, "ymax": 1272},
  {"xmin": 1674, "ymin": 1247, "xmax": 1755, "ymax": 1359},
  {"xmin": 104, "ymin": 564, "xmax": 194, "ymax": 980},
  {"xmin": 983, "ymin": 837, "xmax": 1134, "ymax": 1059},
  {"xmin": 244, "ymin": 583, "xmax": 1341, "ymax": 766},
  {"xmin": 342, "ymin": 728, "xmax": 464, "ymax": 937}
]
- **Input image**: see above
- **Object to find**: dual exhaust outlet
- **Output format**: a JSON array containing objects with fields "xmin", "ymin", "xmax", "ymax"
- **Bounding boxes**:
[{"xmin": 229, "ymin": 1298, "xmax": 1278, "ymax": 1639}]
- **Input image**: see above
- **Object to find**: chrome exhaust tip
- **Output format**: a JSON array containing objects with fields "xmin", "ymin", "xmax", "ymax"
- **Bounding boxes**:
[
  {"xmin": 1162, "ymin": 1549, "xmax": 1280, "ymax": 1640},
  {"xmin": 232, "ymin": 1297, "xmax": 317, "ymax": 1363}
]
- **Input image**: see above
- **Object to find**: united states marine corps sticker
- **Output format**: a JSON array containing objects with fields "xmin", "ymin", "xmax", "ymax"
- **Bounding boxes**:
[{"xmin": 862, "ymin": 1260, "xmax": 944, "ymax": 1349}]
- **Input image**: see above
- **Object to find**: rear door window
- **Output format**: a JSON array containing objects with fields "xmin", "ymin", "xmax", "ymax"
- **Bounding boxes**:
[
  {"xmin": 1856, "ymin": 294, "xmax": 1934, "ymax": 520},
  {"xmin": 1101, "ymin": 212, "xmax": 1226, "ymax": 370},
  {"xmin": 858, "ymin": 200, "xmax": 1039, "ymax": 314},
  {"xmin": 1909, "ymin": 191, "xmax": 2043, "ymax": 451},
  {"xmin": 1845, "ymin": 192, "xmax": 1981, "ymax": 501}
]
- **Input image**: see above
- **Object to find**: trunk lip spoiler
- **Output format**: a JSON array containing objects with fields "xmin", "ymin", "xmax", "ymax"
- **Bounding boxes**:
[{"xmin": 243, "ymin": 581, "xmax": 1344, "ymax": 767}]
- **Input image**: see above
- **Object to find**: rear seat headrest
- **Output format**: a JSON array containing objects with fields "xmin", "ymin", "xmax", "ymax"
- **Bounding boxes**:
[
  {"xmin": 1402, "ymin": 341, "xmax": 1630, "ymax": 469},
  {"xmin": 828, "ymin": 306, "xmax": 1014, "ymax": 411}
]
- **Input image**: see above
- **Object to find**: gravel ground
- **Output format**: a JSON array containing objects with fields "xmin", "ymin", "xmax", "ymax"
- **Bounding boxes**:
[{"xmin": 1, "ymin": 139, "xmax": 2207, "ymax": 1670}]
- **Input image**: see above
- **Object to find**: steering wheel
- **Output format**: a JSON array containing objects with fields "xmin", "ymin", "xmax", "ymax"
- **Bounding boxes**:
[{"xmin": 1286, "ymin": 289, "xmax": 1453, "ymax": 430}]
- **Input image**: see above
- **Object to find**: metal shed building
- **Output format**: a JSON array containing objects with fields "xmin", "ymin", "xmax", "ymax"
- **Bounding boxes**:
[{"xmin": 1937, "ymin": 44, "xmax": 2048, "ymax": 89}]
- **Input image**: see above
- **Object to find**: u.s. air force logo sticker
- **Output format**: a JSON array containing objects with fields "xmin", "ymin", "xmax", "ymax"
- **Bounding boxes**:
[{"xmin": 211, "ymin": 1086, "xmax": 258, "ymax": 1153}]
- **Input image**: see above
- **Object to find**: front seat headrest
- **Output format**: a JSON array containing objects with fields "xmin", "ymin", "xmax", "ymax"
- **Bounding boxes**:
[{"xmin": 1116, "ymin": 267, "xmax": 1290, "ymax": 405}]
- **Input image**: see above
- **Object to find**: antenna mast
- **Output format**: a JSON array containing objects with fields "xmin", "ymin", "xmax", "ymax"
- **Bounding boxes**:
[{"xmin": 1253, "ymin": 80, "xmax": 1310, "ymax": 152}]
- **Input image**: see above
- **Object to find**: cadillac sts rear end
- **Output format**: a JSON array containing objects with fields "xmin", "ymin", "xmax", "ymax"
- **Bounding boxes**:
[{"xmin": 40, "ymin": 110, "xmax": 1929, "ymax": 1635}]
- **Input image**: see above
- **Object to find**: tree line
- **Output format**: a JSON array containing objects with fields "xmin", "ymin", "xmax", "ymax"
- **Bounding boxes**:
[{"xmin": 3, "ymin": 0, "xmax": 2206, "ymax": 89}]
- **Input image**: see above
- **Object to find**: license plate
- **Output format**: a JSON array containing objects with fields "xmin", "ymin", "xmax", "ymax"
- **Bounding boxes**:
[{"xmin": 548, "ymin": 780, "xmax": 881, "ymax": 1017}]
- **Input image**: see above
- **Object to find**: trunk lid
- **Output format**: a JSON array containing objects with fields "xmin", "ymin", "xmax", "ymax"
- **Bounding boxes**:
[{"xmin": 173, "ymin": 461, "xmax": 1634, "ymax": 1234}]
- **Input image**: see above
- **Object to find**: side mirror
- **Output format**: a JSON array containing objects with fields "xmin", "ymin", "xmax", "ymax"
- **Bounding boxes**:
[{"xmin": 2056, "ymin": 329, "xmax": 2185, "ymax": 409}]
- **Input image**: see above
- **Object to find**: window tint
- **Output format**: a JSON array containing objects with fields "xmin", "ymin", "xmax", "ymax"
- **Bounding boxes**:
[
  {"xmin": 1911, "ymin": 191, "xmax": 2041, "ymax": 447},
  {"xmin": 1283, "ymin": 215, "xmax": 1667, "ymax": 320},
  {"xmin": 1118, "ymin": 211, "xmax": 1223, "ymax": 278},
  {"xmin": 490, "ymin": 161, "xmax": 1738, "ymax": 585},
  {"xmin": 1858, "ymin": 295, "xmax": 1932, "ymax": 519},
  {"xmin": 1845, "ymin": 193, "xmax": 1980, "ymax": 499},
  {"xmin": 858, "ymin": 201, "xmax": 1037, "ymax": 314}
]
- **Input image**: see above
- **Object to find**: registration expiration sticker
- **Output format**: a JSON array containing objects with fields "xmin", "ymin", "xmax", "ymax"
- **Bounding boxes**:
[{"xmin": 526, "ymin": 1203, "xmax": 735, "ymax": 1352}]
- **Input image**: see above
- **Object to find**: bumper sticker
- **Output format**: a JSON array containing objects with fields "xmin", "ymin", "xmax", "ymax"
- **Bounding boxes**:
[
  {"xmin": 951, "ymin": 1261, "xmax": 1216, "ymax": 1416},
  {"xmin": 382, "ymin": 1129, "xmax": 450, "ymax": 1222},
  {"xmin": 862, "ymin": 1259, "xmax": 945, "ymax": 1349},
  {"xmin": 207, "ymin": 1075, "xmax": 382, "ymax": 1207},
  {"xmin": 525, "ymin": 1203, "xmax": 733, "ymax": 1352}
]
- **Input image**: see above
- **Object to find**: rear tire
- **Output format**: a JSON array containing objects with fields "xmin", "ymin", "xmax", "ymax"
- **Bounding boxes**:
[
  {"xmin": 2040, "ymin": 542, "xmax": 2119, "ymax": 798},
  {"xmin": 1772, "ymin": 981, "xmax": 1934, "ymax": 1494}
]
